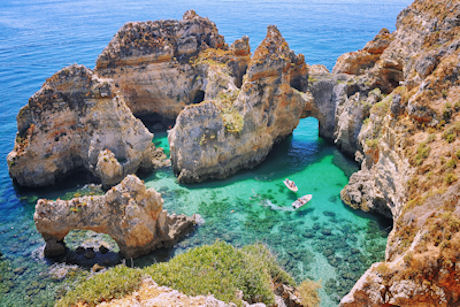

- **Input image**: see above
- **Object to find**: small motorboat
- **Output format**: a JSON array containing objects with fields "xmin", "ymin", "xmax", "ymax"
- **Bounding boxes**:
[
  {"xmin": 292, "ymin": 194, "xmax": 312, "ymax": 209},
  {"xmin": 283, "ymin": 179, "xmax": 298, "ymax": 193}
]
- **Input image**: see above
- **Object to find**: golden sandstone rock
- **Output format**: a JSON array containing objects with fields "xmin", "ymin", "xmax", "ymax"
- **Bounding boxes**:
[
  {"xmin": 7, "ymin": 65, "xmax": 163, "ymax": 187},
  {"xmin": 34, "ymin": 175, "xmax": 199, "ymax": 259}
]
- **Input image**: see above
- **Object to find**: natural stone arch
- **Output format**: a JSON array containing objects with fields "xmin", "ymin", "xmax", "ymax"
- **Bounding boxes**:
[{"xmin": 34, "ymin": 175, "xmax": 199, "ymax": 259}]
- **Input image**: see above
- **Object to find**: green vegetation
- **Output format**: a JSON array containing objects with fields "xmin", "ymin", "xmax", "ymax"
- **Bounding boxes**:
[
  {"xmin": 442, "ymin": 123, "xmax": 459, "ymax": 143},
  {"xmin": 222, "ymin": 110, "xmax": 244, "ymax": 133},
  {"xmin": 371, "ymin": 97, "xmax": 390, "ymax": 117},
  {"xmin": 442, "ymin": 102, "xmax": 452, "ymax": 121},
  {"xmin": 216, "ymin": 92, "xmax": 244, "ymax": 134},
  {"xmin": 56, "ymin": 265, "xmax": 143, "ymax": 307},
  {"xmin": 445, "ymin": 172, "xmax": 457, "ymax": 185},
  {"xmin": 199, "ymin": 134, "xmax": 207, "ymax": 146},
  {"xmin": 365, "ymin": 138, "xmax": 379, "ymax": 148},
  {"xmin": 426, "ymin": 133, "xmax": 436, "ymax": 143},
  {"xmin": 441, "ymin": 89, "xmax": 448, "ymax": 99},
  {"xmin": 454, "ymin": 100, "xmax": 460, "ymax": 112},
  {"xmin": 298, "ymin": 280, "xmax": 321, "ymax": 307},
  {"xmin": 57, "ymin": 242, "xmax": 308, "ymax": 307},
  {"xmin": 413, "ymin": 142, "xmax": 430, "ymax": 166},
  {"xmin": 445, "ymin": 159, "xmax": 456, "ymax": 169},
  {"xmin": 145, "ymin": 241, "xmax": 294, "ymax": 306},
  {"xmin": 444, "ymin": 132, "xmax": 455, "ymax": 143}
]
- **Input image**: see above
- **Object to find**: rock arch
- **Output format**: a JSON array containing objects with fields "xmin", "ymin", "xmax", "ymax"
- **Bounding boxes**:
[{"xmin": 34, "ymin": 175, "xmax": 199, "ymax": 259}]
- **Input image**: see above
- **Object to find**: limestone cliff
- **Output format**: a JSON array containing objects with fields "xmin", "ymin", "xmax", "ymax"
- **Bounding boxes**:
[
  {"xmin": 7, "ymin": 65, "xmax": 164, "ymax": 188},
  {"xmin": 7, "ymin": 10, "xmax": 242, "ymax": 188},
  {"xmin": 34, "ymin": 175, "xmax": 199, "ymax": 258},
  {"xmin": 95, "ymin": 10, "xmax": 249, "ymax": 126},
  {"xmin": 336, "ymin": 0, "xmax": 460, "ymax": 305},
  {"xmin": 169, "ymin": 25, "xmax": 308, "ymax": 183}
]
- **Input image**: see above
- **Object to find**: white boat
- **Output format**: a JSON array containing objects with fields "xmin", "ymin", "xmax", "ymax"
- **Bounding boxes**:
[
  {"xmin": 292, "ymin": 194, "xmax": 312, "ymax": 209},
  {"xmin": 283, "ymin": 179, "xmax": 298, "ymax": 193}
]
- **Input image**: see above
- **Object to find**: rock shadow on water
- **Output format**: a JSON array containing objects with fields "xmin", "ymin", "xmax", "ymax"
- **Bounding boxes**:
[
  {"xmin": 331, "ymin": 150, "xmax": 359, "ymax": 178},
  {"xmin": 45, "ymin": 247, "xmax": 122, "ymax": 269},
  {"xmin": 166, "ymin": 132, "xmax": 330, "ymax": 190},
  {"xmin": 11, "ymin": 168, "xmax": 99, "ymax": 199}
]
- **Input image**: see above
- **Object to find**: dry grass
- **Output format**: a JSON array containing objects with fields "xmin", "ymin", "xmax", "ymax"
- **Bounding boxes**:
[{"xmin": 298, "ymin": 280, "xmax": 321, "ymax": 307}]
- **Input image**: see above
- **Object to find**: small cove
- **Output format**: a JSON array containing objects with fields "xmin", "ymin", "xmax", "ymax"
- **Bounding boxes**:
[{"xmin": 145, "ymin": 118, "xmax": 390, "ymax": 306}]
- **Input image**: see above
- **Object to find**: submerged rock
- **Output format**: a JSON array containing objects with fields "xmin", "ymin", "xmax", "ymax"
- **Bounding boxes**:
[{"xmin": 34, "ymin": 175, "xmax": 200, "ymax": 259}]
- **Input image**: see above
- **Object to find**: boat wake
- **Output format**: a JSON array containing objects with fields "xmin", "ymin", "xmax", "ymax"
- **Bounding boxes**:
[{"xmin": 261, "ymin": 199, "xmax": 294, "ymax": 212}]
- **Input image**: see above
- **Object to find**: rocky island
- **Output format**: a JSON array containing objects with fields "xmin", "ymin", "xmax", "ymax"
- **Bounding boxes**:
[{"xmin": 5, "ymin": 0, "xmax": 459, "ymax": 306}]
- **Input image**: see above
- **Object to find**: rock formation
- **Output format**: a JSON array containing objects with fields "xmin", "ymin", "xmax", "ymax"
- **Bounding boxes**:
[
  {"xmin": 95, "ymin": 10, "xmax": 249, "ymax": 127},
  {"xmin": 34, "ymin": 175, "xmax": 200, "ymax": 258},
  {"xmin": 96, "ymin": 277, "xmax": 267, "ymax": 307},
  {"xmin": 7, "ymin": 65, "xmax": 165, "ymax": 188},
  {"xmin": 7, "ymin": 10, "xmax": 246, "ymax": 188},
  {"xmin": 169, "ymin": 25, "xmax": 309, "ymax": 183},
  {"xmin": 336, "ymin": 0, "xmax": 460, "ymax": 305}
]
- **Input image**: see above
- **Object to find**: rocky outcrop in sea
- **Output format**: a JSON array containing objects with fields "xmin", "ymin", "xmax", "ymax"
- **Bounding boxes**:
[
  {"xmin": 34, "ymin": 175, "xmax": 200, "ymax": 258},
  {"xmin": 94, "ymin": 9, "xmax": 235, "ymax": 126},
  {"xmin": 169, "ymin": 25, "xmax": 309, "ymax": 183},
  {"xmin": 7, "ymin": 65, "xmax": 168, "ymax": 188}
]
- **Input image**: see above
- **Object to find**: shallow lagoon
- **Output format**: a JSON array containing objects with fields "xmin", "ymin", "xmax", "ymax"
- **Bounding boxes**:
[
  {"xmin": 0, "ymin": 0, "xmax": 412, "ymax": 306},
  {"xmin": 145, "ymin": 118, "xmax": 390, "ymax": 306},
  {"xmin": 0, "ymin": 118, "xmax": 390, "ymax": 306}
]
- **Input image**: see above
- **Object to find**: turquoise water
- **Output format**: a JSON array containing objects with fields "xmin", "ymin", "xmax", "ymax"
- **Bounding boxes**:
[
  {"xmin": 0, "ymin": 0, "xmax": 411, "ymax": 306},
  {"xmin": 147, "ymin": 119, "xmax": 390, "ymax": 306}
]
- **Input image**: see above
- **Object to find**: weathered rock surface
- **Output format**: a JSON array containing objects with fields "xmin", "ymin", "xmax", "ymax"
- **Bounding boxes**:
[
  {"xmin": 7, "ymin": 10, "xmax": 241, "ymax": 188},
  {"xmin": 34, "ymin": 175, "xmax": 199, "ymax": 258},
  {"xmin": 169, "ymin": 25, "xmax": 309, "ymax": 183},
  {"xmin": 338, "ymin": 0, "xmax": 460, "ymax": 305},
  {"xmin": 333, "ymin": 28, "xmax": 394, "ymax": 76},
  {"xmin": 95, "ymin": 10, "xmax": 249, "ymax": 126},
  {"xmin": 96, "ymin": 277, "xmax": 266, "ymax": 307},
  {"xmin": 7, "ymin": 65, "xmax": 164, "ymax": 188}
]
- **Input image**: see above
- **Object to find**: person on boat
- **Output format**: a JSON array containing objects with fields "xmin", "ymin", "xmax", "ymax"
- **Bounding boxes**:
[{"xmin": 286, "ymin": 179, "xmax": 296, "ymax": 188}]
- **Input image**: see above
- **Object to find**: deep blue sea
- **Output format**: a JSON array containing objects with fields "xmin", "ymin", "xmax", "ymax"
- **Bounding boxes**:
[{"xmin": 0, "ymin": 1, "xmax": 412, "ymax": 306}]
